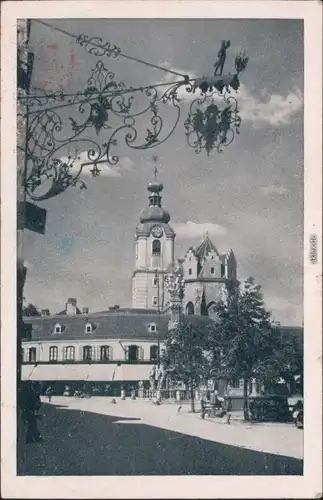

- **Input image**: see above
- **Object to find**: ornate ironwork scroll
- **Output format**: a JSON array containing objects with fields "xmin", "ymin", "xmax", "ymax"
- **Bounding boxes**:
[
  {"xmin": 184, "ymin": 89, "xmax": 241, "ymax": 155},
  {"xmin": 19, "ymin": 39, "xmax": 248, "ymax": 201},
  {"xmin": 75, "ymin": 34, "xmax": 121, "ymax": 58}
]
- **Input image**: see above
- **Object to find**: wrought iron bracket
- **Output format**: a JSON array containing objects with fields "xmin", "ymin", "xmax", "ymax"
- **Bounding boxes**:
[{"xmin": 19, "ymin": 39, "xmax": 248, "ymax": 201}]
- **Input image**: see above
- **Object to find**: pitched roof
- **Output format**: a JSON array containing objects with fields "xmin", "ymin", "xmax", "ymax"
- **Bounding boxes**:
[
  {"xmin": 195, "ymin": 234, "xmax": 220, "ymax": 261},
  {"xmin": 23, "ymin": 308, "xmax": 303, "ymax": 348},
  {"xmin": 24, "ymin": 311, "xmax": 169, "ymax": 341},
  {"xmin": 23, "ymin": 310, "xmax": 216, "ymax": 342}
]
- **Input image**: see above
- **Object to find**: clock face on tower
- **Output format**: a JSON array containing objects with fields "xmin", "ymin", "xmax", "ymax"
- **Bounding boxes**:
[{"xmin": 151, "ymin": 225, "xmax": 163, "ymax": 238}]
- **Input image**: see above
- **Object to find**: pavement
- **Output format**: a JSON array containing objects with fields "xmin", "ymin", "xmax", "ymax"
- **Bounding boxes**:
[
  {"xmin": 45, "ymin": 396, "xmax": 303, "ymax": 459},
  {"xmin": 17, "ymin": 396, "xmax": 303, "ymax": 475}
]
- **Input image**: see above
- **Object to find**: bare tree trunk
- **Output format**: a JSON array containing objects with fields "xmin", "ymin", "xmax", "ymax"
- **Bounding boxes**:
[
  {"xmin": 189, "ymin": 379, "xmax": 195, "ymax": 413},
  {"xmin": 243, "ymin": 378, "xmax": 249, "ymax": 421}
]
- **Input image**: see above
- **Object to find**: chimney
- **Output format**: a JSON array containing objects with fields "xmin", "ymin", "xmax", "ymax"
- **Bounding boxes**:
[
  {"xmin": 41, "ymin": 309, "xmax": 50, "ymax": 317},
  {"xmin": 108, "ymin": 305, "xmax": 120, "ymax": 311},
  {"xmin": 66, "ymin": 298, "xmax": 77, "ymax": 315},
  {"xmin": 82, "ymin": 307, "xmax": 89, "ymax": 315}
]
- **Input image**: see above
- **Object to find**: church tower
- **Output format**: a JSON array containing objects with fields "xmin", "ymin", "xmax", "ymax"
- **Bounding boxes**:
[
  {"xmin": 132, "ymin": 174, "xmax": 175, "ymax": 310},
  {"xmin": 182, "ymin": 233, "xmax": 238, "ymax": 317}
]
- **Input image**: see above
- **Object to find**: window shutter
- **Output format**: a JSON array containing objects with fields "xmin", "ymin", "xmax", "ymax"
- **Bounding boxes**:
[
  {"xmin": 125, "ymin": 346, "xmax": 129, "ymax": 361},
  {"xmin": 139, "ymin": 346, "xmax": 144, "ymax": 361},
  {"xmin": 109, "ymin": 345, "xmax": 113, "ymax": 360},
  {"xmin": 94, "ymin": 345, "xmax": 100, "ymax": 361},
  {"xmin": 79, "ymin": 344, "xmax": 84, "ymax": 361}
]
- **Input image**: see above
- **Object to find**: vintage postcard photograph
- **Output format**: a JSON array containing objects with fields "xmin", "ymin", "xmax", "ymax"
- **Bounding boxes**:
[{"xmin": 1, "ymin": 1, "xmax": 322, "ymax": 498}]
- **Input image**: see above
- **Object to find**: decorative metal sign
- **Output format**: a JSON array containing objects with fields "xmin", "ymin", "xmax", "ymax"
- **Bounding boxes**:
[{"xmin": 18, "ymin": 27, "xmax": 248, "ymax": 202}]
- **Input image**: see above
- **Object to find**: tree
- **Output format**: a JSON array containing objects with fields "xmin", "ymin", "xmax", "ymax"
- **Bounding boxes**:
[
  {"xmin": 207, "ymin": 277, "xmax": 286, "ymax": 420},
  {"xmin": 266, "ymin": 329, "xmax": 303, "ymax": 395},
  {"xmin": 23, "ymin": 303, "xmax": 41, "ymax": 317},
  {"xmin": 161, "ymin": 319, "xmax": 209, "ymax": 412}
]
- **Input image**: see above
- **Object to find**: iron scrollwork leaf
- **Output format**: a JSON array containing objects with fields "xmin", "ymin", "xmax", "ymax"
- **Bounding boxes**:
[{"xmin": 75, "ymin": 34, "xmax": 121, "ymax": 58}]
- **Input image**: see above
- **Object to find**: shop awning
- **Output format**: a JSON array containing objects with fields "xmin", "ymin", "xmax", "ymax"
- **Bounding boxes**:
[{"xmin": 21, "ymin": 363, "xmax": 154, "ymax": 382}]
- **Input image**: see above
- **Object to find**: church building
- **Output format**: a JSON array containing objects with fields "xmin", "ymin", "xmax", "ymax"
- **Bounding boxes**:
[{"xmin": 21, "ymin": 173, "xmax": 303, "ymax": 398}]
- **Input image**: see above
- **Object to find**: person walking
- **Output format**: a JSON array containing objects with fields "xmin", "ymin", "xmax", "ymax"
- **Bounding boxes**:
[
  {"xmin": 200, "ymin": 396, "xmax": 206, "ymax": 420},
  {"xmin": 45, "ymin": 386, "xmax": 53, "ymax": 402}
]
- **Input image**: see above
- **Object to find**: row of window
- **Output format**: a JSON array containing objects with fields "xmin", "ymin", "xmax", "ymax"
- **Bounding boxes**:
[
  {"xmin": 187, "ymin": 264, "xmax": 225, "ymax": 276},
  {"xmin": 25, "ymin": 345, "xmax": 159, "ymax": 363},
  {"xmin": 53, "ymin": 322, "xmax": 94, "ymax": 335},
  {"xmin": 53, "ymin": 322, "xmax": 158, "ymax": 335}
]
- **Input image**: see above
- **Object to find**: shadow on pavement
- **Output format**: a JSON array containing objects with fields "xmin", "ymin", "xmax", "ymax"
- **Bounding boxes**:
[{"xmin": 17, "ymin": 403, "xmax": 303, "ymax": 476}]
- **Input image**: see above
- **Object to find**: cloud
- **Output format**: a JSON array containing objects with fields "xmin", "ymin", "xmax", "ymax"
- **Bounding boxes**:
[
  {"xmin": 260, "ymin": 184, "xmax": 290, "ymax": 196},
  {"xmin": 237, "ymin": 84, "xmax": 303, "ymax": 127},
  {"xmin": 158, "ymin": 65, "xmax": 303, "ymax": 127},
  {"xmin": 173, "ymin": 221, "xmax": 227, "ymax": 239},
  {"xmin": 61, "ymin": 151, "xmax": 135, "ymax": 178}
]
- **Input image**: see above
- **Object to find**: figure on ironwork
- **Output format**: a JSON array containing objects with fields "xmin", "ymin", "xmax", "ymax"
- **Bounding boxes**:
[{"xmin": 213, "ymin": 40, "xmax": 231, "ymax": 76}]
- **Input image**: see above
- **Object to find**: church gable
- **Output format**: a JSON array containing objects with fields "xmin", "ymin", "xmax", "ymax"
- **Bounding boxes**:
[{"xmin": 183, "ymin": 248, "xmax": 198, "ymax": 279}]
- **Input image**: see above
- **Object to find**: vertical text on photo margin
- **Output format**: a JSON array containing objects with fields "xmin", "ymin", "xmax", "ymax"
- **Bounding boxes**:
[{"xmin": 309, "ymin": 234, "xmax": 317, "ymax": 264}]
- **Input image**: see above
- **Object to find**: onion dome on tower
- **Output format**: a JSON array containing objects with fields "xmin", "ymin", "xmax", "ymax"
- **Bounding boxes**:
[
  {"xmin": 136, "ymin": 174, "xmax": 174, "ymax": 237},
  {"xmin": 140, "ymin": 180, "xmax": 171, "ymax": 224}
]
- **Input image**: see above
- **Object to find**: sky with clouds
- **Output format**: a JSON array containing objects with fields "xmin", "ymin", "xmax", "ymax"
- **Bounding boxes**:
[{"xmin": 24, "ymin": 18, "xmax": 304, "ymax": 325}]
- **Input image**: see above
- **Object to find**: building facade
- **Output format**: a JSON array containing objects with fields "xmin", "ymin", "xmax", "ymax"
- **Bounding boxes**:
[
  {"xmin": 21, "ymin": 174, "xmax": 303, "ymax": 398},
  {"xmin": 22, "ymin": 305, "xmax": 170, "ymax": 393}
]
